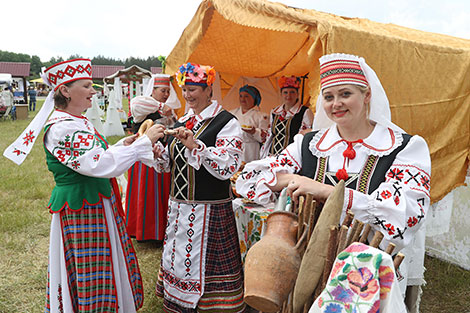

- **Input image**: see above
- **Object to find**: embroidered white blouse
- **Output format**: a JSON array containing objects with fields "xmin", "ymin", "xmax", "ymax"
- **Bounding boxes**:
[
  {"xmin": 260, "ymin": 101, "xmax": 313, "ymax": 157},
  {"xmin": 153, "ymin": 101, "xmax": 244, "ymax": 181},
  {"xmin": 230, "ymin": 106, "xmax": 269, "ymax": 163},
  {"xmin": 236, "ymin": 123, "xmax": 431, "ymax": 252},
  {"xmin": 44, "ymin": 110, "xmax": 155, "ymax": 178}
]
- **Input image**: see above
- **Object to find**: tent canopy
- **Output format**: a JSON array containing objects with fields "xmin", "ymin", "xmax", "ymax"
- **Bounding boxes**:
[
  {"xmin": 166, "ymin": 0, "xmax": 470, "ymax": 203},
  {"xmin": 103, "ymin": 65, "xmax": 152, "ymax": 84}
]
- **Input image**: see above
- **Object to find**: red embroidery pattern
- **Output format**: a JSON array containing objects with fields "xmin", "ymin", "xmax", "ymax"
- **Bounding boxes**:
[
  {"xmin": 23, "ymin": 130, "xmax": 35, "ymax": 146},
  {"xmin": 53, "ymin": 130, "xmax": 99, "ymax": 166}
]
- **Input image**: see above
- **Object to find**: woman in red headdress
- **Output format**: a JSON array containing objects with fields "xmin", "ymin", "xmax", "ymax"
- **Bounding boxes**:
[
  {"xmin": 260, "ymin": 75, "xmax": 314, "ymax": 157},
  {"xmin": 125, "ymin": 74, "xmax": 180, "ymax": 242},
  {"xmin": 4, "ymin": 58, "xmax": 165, "ymax": 312}
]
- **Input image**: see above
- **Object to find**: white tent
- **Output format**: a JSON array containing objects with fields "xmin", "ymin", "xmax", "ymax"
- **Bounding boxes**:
[{"xmin": 103, "ymin": 85, "xmax": 125, "ymax": 137}]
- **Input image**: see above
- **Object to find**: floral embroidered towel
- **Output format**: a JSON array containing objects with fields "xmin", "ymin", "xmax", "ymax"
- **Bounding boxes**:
[{"xmin": 309, "ymin": 242, "xmax": 406, "ymax": 313}]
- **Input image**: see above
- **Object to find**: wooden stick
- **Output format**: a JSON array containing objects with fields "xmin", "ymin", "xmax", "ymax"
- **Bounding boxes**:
[
  {"xmin": 394, "ymin": 252, "xmax": 405, "ymax": 270},
  {"xmin": 297, "ymin": 195, "xmax": 305, "ymax": 235},
  {"xmin": 346, "ymin": 219, "xmax": 360, "ymax": 247},
  {"xmin": 310, "ymin": 200, "xmax": 321, "ymax": 230},
  {"xmin": 385, "ymin": 243, "xmax": 396, "ymax": 255},
  {"xmin": 359, "ymin": 224, "xmax": 372, "ymax": 243},
  {"xmin": 341, "ymin": 211, "xmax": 354, "ymax": 227},
  {"xmin": 370, "ymin": 231, "xmax": 384, "ymax": 248},
  {"xmin": 297, "ymin": 195, "xmax": 305, "ymax": 216},
  {"xmin": 336, "ymin": 225, "xmax": 349, "ymax": 255},
  {"xmin": 307, "ymin": 201, "xmax": 317, "ymax": 242},
  {"xmin": 349, "ymin": 220, "xmax": 364, "ymax": 245}
]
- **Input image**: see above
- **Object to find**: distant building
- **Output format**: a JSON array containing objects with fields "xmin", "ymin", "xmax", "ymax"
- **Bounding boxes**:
[{"xmin": 0, "ymin": 62, "xmax": 31, "ymax": 103}]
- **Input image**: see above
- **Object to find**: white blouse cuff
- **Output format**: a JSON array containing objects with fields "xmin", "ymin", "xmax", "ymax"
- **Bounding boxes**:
[{"xmin": 185, "ymin": 139, "xmax": 206, "ymax": 170}]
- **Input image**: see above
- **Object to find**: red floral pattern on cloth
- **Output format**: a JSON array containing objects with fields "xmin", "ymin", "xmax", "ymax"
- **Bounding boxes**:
[{"xmin": 311, "ymin": 242, "xmax": 405, "ymax": 313}]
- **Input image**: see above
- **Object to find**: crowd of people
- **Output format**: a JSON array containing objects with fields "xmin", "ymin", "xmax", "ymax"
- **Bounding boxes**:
[{"xmin": 3, "ymin": 53, "xmax": 430, "ymax": 313}]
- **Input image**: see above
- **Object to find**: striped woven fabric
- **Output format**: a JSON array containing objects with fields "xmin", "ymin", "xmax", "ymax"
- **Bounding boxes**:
[
  {"xmin": 110, "ymin": 192, "xmax": 144, "ymax": 309},
  {"xmin": 125, "ymin": 161, "xmax": 170, "ymax": 241},
  {"xmin": 60, "ymin": 202, "xmax": 117, "ymax": 312},
  {"xmin": 156, "ymin": 201, "xmax": 245, "ymax": 313},
  {"xmin": 320, "ymin": 58, "xmax": 368, "ymax": 90},
  {"xmin": 45, "ymin": 193, "xmax": 143, "ymax": 313}
]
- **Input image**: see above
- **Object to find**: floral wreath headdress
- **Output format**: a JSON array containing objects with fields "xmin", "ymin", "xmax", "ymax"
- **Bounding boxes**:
[
  {"xmin": 278, "ymin": 75, "xmax": 301, "ymax": 89},
  {"xmin": 175, "ymin": 63, "xmax": 216, "ymax": 87}
]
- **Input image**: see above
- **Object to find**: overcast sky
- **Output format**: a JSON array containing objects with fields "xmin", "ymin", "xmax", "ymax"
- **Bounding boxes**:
[{"xmin": 3, "ymin": 0, "xmax": 469, "ymax": 61}]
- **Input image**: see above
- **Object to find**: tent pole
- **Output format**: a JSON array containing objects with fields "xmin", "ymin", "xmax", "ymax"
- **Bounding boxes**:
[{"xmin": 301, "ymin": 74, "xmax": 308, "ymax": 105}]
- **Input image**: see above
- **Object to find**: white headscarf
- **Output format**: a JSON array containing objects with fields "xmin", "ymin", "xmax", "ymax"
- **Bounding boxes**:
[
  {"xmin": 131, "ymin": 74, "xmax": 181, "ymax": 123},
  {"xmin": 313, "ymin": 53, "xmax": 404, "ymax": 133},
  {"xmin": 143, "ymin": 74, "xmax": 181, "ymax": 110}
]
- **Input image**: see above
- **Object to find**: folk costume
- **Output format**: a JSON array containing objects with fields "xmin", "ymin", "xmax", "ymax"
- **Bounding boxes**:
[
  {"xmin": 236, "ymin": 54, "xmax": 431, "ymax": 298},
  {"xmin": 230, "ymin": 85, "xmax": 269, "ymax": 162},
  {"xmin": 260, "ymin": 76, "xmax": 313, "ymax": 157},
  {"xmin": 125, "ymin": 74, "xmax": 180, "ymax": 241},
  {"xmin": 5, "ymin": 59, "xmax": 148, "ymax": 313},
  {"xmin": 154, "ymin": 63, "xmax": 246, "ymax": 312}
]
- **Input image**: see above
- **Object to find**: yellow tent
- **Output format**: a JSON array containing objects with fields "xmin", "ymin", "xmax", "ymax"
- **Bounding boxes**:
[
  {"xmin": 30, "ymin": 78, "xmax": 44, "ymax": 83},
  {"xmin": 166, "ymin": 0, "xmax": 470, "ymax": 203}
]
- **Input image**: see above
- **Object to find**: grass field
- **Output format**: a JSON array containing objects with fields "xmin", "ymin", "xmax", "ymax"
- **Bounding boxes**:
[{"xmin": 0, "ymin": 99, "xmax": 469, "ymax": 312}]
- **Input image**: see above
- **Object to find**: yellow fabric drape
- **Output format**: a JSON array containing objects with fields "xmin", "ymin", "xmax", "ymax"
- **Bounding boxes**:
[{"xmin": 165, "ymin": 0, "xmax": 470, "ymax": 203}]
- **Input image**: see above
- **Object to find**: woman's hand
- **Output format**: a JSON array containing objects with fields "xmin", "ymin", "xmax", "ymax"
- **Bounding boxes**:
[
  {"xmin": 242, "ymin": 126, "xmax": 256, "ymax": 135},
  {"xmin": 152, "ymin": 143, "xmax": 164, "ymax": 159},
  {"xmin": 161, "ymin": 104, "xmax": 173, "ymax": 117},
  {"xmin": 145, "ymin": 124, "xmax": 166, "ymax": 144},
  {"xmin": 123, "ymin": 134, "xmax": 139, "ymax": 146},
  {"xmin": 172, "ymin": 126, "xmax": 199, "ymax": 151},
  {"xmin": 285, "ymin": 174, "xmax": 334, "ymax": 205}
]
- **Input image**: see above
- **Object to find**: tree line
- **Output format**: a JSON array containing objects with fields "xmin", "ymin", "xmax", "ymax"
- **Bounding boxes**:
[{"xmin": 0, "ymin": 50, "xmax": 163, "ymax": 78}]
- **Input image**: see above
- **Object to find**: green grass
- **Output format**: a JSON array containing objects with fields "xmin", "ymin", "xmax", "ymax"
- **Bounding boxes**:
[{"xmin": 0, "ymin": 99, "xmax": 469, "ymax": 312}]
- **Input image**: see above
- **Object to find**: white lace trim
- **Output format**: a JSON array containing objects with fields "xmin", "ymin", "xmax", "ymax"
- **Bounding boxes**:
[{"xmin": 309, "ymin": 126, "xmax": 404, "ymax": 158}]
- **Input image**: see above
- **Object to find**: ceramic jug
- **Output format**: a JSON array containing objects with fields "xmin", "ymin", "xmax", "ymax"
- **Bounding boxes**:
[{"xmin": 244, "ymin": 211, "xmax": 307, "ymax": 312}]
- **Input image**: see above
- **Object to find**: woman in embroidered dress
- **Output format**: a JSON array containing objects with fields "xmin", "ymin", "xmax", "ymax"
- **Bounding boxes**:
[
  {"xmin": 152, "ymin": 63, "xmax": 246, "ymax": 312},
  {"xmin": 229, "ymin": 84, "xmax": 269, "ymax": 162},
  {"xmin": 3, "ymin": 59, "xmax": 165, "ymax": 313},
  {"xmin": 260, "ymin": 75, "xmax": 314, "ymax": 158},
  {"xmin": 236, "ymin": 53, "xmax": 431, "ymax": 305},
  {"xmin": 125, "ymin": 74, "xmax": 181, "ymax": 242}
]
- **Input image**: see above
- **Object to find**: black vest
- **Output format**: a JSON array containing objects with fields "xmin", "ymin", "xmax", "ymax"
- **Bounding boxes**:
[
  {"xmin": 270, "ymin": 105, "xmax": 308, "ymax": 155},
  {"xmin": 299, "ymin": 130, "xmax": 412, "ymax": 194},
  {"xmin": 168, "ymin": 110, "xmax": 236, "ymax": 202}
]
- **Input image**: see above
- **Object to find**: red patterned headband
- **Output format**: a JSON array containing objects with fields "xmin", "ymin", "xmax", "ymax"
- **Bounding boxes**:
[
  {"xmin": 153, "ymin": 75, "xmax": 170, "ymax": 87},
  {"xmin": 320, "ymin": 58, "xmax": 368, "ymax": 90},
  {"xmin": 44, "ymin": 58, "xmax": 92, "ymax": 91}
]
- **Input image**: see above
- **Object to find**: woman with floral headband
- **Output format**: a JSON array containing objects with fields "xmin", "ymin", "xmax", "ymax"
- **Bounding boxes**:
[
  {"xmin": 236, "ymin": 53, "xmax": 431, "ymax": 306},
  {"xmin": 152, "ymin": 63, "xmax": 246, "ymax": 312},
  {"xmin": 125, "ymin": 74, "xmax": 181, "ymax": 243},
  {"xmin": 260, "ymin": 75, "xmax": 314, "ymax": 157},
  {"xmin": 4, "ymin": 58, "xmax": 165, "ymax": 313},
  {"xmin": 230, "ymin": 84, "xmax": 269, "ymax": 162}
]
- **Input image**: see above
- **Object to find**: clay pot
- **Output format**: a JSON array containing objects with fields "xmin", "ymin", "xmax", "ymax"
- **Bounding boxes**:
[{"xmin": 244, "ymin": 211, "xmax": 307, "ymax": 312}]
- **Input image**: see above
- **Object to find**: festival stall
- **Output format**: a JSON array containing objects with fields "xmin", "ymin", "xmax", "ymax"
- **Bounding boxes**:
[{"xmin": 165, "ymin": 0, "xmax": 470, "ymax": 269}]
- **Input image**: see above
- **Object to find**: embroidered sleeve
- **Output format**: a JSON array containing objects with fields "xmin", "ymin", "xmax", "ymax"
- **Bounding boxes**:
[
  {"xmin": 185, "ymin": 118, "xmax": 244, "ymax": 180},
  {"xmin": 236, "ymin": 134, "xmax": 303, "ymax": 205},
  {"xmin": 45, "ymin": 120, "xmax": 154, "ymax": 178},
  {"xmin": 300, "ymin": 108, "xmax": 314, "ymax": 131},
  {"xmin": 147, "ymin": 141, "xmax": 170, "ymax": 173},
  {"xmin": 253, "ymin": 112, "xmax": 270, "ymax": 144},
  {"xmin": 346, "ymin": 135, "xmax": 431, "ymax": 251},
  {"xmin": 259, "ymin": 113, "xmax": 274, "ymax": 158}
]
